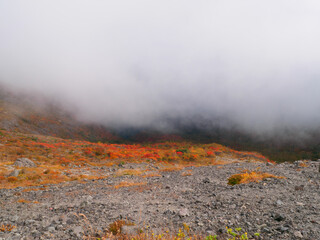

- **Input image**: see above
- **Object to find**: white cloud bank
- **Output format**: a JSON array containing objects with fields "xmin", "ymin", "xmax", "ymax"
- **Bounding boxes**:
[{"xmin": 1, "ymin": 0, "xmax": 320, "ymax": 134}]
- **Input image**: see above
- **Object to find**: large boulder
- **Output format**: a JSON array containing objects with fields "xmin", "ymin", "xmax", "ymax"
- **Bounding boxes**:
[{"xmin": 13, "ymin": 158, "xmax": 37, "ymax": 168}]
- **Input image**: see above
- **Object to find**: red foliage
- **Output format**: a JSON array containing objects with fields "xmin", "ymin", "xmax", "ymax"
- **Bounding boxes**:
[
  {"xmin": 206, "ymin": 151, "xmax": 215, "ymax": 157},
  {"xmin": 142, "ymin": 153, "xmax": 160, "ymax": 160}
]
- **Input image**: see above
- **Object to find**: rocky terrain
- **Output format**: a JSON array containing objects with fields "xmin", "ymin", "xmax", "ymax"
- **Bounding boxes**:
[{"xmin": 0, "ymin": 159, "xmax": 319, "ymax": 240}]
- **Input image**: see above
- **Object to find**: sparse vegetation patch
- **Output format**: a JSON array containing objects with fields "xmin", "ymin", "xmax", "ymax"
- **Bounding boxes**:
[{"xmin": 228, "ymin": 171, "xmax": 285, "ymax": 185}]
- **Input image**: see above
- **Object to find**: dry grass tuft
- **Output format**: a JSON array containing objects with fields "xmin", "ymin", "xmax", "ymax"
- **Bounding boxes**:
[
  {"xmin": 115, "ymin": 169, "xmax": 143, "ymax": 177},
  {"xmin": 160, "ymin": 166, "xmax": 184, "ymax": 172},
  {"xmin": 228, "ymin": 171, "xmax": 285, "ymax": 185},
  {"xmin": 298, "ymin": 162, "xmax": 309, "ymax": 168},
  {"xmin": 7, "ymin": 176, "xmax": 18, "ymax": 182},
  {"xmin": 17, "ymin": 198, "xmax": 39, "ymax": 204},
  {"xmin": 21, "ymin": 187, "xmax": 46, "ymax": 192},
  {"xmin": 89, "ymin": 223, "xmax": 211, "ymax": 240},
  {"xmin": 114, "ymin": 181, "xmax": 147, "ymax": 189},
  {"xmin": 181, "ymin": 170, "xmax": 193, "ymax": 176},
  {"xmin": 142, "ymin": 172, "xmax": 161, "ymax": 178},
  {"xmin": 0, "ymin": 224, "xmax": 16, "ymax": 232},
  {"xmin": 108, "ymin": 219, "xmax": 135, "ymax": 235}
]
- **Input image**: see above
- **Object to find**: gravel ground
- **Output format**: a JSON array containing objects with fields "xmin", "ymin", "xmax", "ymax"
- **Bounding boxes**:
[{"xmin": 0, "ymin": 160, "xmax": 319, "ymax": 240}]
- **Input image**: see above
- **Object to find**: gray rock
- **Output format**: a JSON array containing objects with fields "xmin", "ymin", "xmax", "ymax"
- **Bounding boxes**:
[
  {"xmin": 262, "ymin": 227, "xmax": 271, "ymax": 233},
  {"xmin": 13, "ymin": 158, "xmax": 36, "ymax": 168},
  {"xmin": 11, "ymin": 215, "xmax": 19, "ymax": 222},
  {"xmin": 66, "ymin": 218, "xmax": 75, "ymax": 225},
  {"xmin": 163, "ymin": 209, "xmax": 173, "ymax": 215},
  {"xmin": 273, "ymin": 213, "xmax": 285, "ymax": 221},
  {"xmin": 8, "ymin": 169, "xmax": 21, "ymax": 177},
  {"xmin": 178, "ymin": 208, "xmax": 189, "ymax": 217},
  {"xmin": 295, "ymin": 185, "xmax": 304, "ymax": 191},
  {"xmin": 26, "ymin": 219, "xmax": 35, "ymax": 225},
  {"xmin": 56, "ymin": 225, "xmax": 64, "ymax": 230},
  {"xmin": 294, "ymin": 231, "xmax": 303, "ymax": 238},
  {"xmin": 276, "ymin": 200, "xmax": 284, "ymax": 206},
  {"xmin": 230, "ymin": 204, "xmax": 236, "ymax": 209},
  {"xmin": 14, "ymin": 233, "xmax": 22, "ymax": 239},
  {"xmin": 86, "ymin": 195, "xmax": 93, "ymax": 203},
  {"xmin": 202, "ymin": 177, "xmax": 211, "ymax": 184},
  {"xmin": 121, "ymin": 225, "xmax": 139, "ymax": 235},
  {"xmin": 47, "ymin": 226, "xmax": 55, "ymax": 232},
  {"xmin": 181, "ymin": 187, "xmax": 193, "ymax": 193},
  {"xmin": 80, "ymin": 200, "xmax": 89, "ymax": 208},
  {"xmin": 73, "ymin": 226, "xmax": 84, "ymax": 238},
  {"xmin": 59, "ymin": 214, "xmax": 67, "ymax": 224},
  {"xmin": 278, "ymin": 226, "xmax": 289, "ymax": 232}
]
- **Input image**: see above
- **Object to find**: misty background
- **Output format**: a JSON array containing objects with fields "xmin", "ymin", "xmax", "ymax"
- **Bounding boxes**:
[{"xmin": 1, "ymin": 0, "xmax": 320, "ymax": 141}]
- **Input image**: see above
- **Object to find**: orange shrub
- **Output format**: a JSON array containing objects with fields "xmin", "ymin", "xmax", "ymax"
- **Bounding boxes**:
[
  {"xmin": 7, "ymin": 176, "xmax": 18, "ymax": 182},
  {"xmin": 0, "ymin": 224, "xmax": 16, "ymax": 232},
  {"xmin": 181, "ymin": 170, "xmax": 193, "ymax": 176},
  {"xmin": 17, "ymin": 199, "xmax": 31, "ymax": 203},
  {"xmin": 228, "ymin": 171, "xmax": 285, "ymax": 185},
  {"xmin": 299, "ymin": 162, "xmax": 309, "ymax": 168},
  {"xmin": 108, "ymin": 219, "xmax": 134, "ymax": 235},
  {"xmin": 114, "ymin": 181, "xmax": 146, "ymax": 189},
  {"xmin": 116, "ymin": 169, "xmax": 143, "ymax": 176},
  {"xmin": 142, "ymin": 172, "xmax": 161, "ymax": 178},
  {"xmin": 94, "ymin": 147, "xmax": 105, "ymax": 156}
]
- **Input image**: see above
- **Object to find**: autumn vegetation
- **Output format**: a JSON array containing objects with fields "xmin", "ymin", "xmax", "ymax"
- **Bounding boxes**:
[
  {"xmin": 0, "ymin": 128, "xmax": 274, "ymax": 189},
  {"xmin": 227, "ymin": 170, "xmax": 285, "ymax": 185},
  {"xmin": 0, "ymin": 224, "xmax": 15, "ymax": 233}
]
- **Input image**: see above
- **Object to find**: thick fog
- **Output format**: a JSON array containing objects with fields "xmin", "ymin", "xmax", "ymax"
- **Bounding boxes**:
[{"xmin": 1, "ymin": 0, "xmax": 320, "ymax": 135}]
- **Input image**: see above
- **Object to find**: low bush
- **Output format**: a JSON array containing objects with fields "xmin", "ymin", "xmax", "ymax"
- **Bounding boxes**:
[{"xmin": 228, "ymin": 171, "xmax": 284, "ymax": 185}]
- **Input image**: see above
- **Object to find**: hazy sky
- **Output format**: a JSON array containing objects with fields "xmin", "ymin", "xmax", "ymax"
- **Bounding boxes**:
[{"xmin": 1, "ymin": 0, "xmax": 320, "ymax": 134}]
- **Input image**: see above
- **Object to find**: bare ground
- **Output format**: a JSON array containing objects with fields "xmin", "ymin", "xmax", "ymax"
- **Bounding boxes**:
[{"xmin": 0, "ymin": 160, "xmax": 319, "ymax": 240}]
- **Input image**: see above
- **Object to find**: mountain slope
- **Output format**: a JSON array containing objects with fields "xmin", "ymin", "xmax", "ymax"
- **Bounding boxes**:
[
  {"xmin": 0, "ymin": 88, "xmax": 119, "ymax": 142},
  {"xmin": 1, "ymin": 87, "xmax": 320, "ymax": 162}
]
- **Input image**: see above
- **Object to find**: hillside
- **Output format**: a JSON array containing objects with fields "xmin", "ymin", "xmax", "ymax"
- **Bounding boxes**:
[
  {"xmin": 0, "ymin": 129, "xmax": 319, "ymax": 239},
  {"xmin": 0, "ymin": 88, "xmax": 119, "ymax": 143},
  {"xmin": 2, "ymin": 87, "xmax": 320, "ymax": 163},
  {"xmin": 0, "ymin": 90, "xmax": 319, "ymax": 239},
  {"xmin": 0, "ymin": 127, "xmax": 272, "ymax": 189}
]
